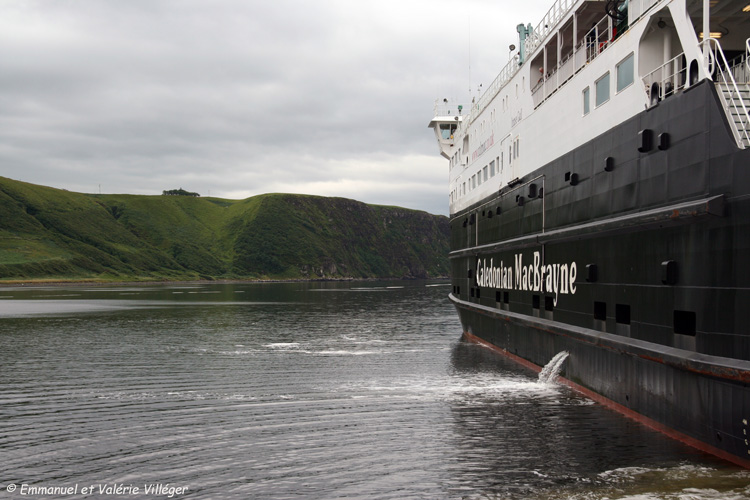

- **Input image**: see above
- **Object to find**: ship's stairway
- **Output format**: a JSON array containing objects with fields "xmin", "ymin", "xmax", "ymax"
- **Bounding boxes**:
[
  {"xmin": 704, "ymin": 37, "xmax": 750, "ymax": 149},
  {"xmin": 717, "ymin": 82, "xmax": 750, "ymax": 148}
]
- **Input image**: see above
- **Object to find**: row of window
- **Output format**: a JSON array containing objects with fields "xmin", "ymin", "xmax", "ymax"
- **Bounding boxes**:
[
  {"xmin": 450, "ymin": 136, "xmax": 523, "ymax": 206},
  {"xmin": 452, "ymin": 54, "xmax": 634, "ymax": 206},
  {"xmin": 451, "ymin": 158, "xmax": 498, "ymax": 203},
  {"xmin": 583, "ymin": 52, "xmax": 634, "ymax": 114}
]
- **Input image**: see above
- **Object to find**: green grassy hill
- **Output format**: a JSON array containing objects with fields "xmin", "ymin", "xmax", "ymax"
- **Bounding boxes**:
[{"xmin": 0, "ymin": 177, "xmax": 449, "ymax": 282}]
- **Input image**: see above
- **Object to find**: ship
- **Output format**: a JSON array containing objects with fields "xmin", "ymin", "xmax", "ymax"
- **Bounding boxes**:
[{"xmin": 429, "ymin": 0, "xmax": 750, "ymax": 467}]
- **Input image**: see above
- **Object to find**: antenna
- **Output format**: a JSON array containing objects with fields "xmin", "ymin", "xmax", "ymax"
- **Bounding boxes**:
[{"xmin": 468, "ymin": 14, "xmax": 472, "ymax": 99}]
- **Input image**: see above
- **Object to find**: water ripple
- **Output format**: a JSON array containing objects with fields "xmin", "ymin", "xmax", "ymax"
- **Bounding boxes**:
[{"xmin": 0, "ymin": 282, "xmax": 745, "ymax": 499}]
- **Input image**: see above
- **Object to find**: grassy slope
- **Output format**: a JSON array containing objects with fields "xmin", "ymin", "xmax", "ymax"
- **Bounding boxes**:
[{"xmin": 0, "ymin": 177, "xmax": 449, "ymax": 281}]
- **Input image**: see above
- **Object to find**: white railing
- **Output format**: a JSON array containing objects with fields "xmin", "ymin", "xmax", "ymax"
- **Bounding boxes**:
[
  {"xmin": 473, "ymin": 55, "xmax": 521, "ymax": 117},
  {"xmin": 642, "ymin": 53, "xmax": 687, "ymax": 102},
  {"xmin": 728, "ymin": 38, "xmax": 750, "ymax": 84},
  {"xmin": 544, "ymin": 67, "xmax": 558, "ymax": 98},
  {"xmin": 582, "ymin": 17, "xmax": 613, "ymax": 63},
  {"xmin": 574, "ymin": 42, "xmax": 588, "ymax": 71},
  {"xmin": 559, "ymin": 54, "xmax": 575, "ymax": 84},
  {"xmin": 455, "ymin": 0, "xmax": 577, "ymax": 129},
  {"xmin": 456, "ymin": 54, "xmax": 521, "ymax": 134},
  {"xmin": 525, "ymin": 0, "xmax": 576, "ymax": 57},
  {"xmin": 701, "ymin": 38, "xmax": 750, "ymax": 147},
  {"xmin": 534, "ymin": 14, "xmax": 613, "ymax": 108},
  {"xmin": 446, "ymin": 0, "xmax": 665, "ymax": 129},
  {"xmin": 729, "ymin": 54, "xmax": 749, "ymax": 84},
  {"xmin": 531, "ymin": 81, "xmax": 544, "ymax": 108},
  {"xmin": 432, "ymin": 100, "xmax": 470, "ymax": 118}
]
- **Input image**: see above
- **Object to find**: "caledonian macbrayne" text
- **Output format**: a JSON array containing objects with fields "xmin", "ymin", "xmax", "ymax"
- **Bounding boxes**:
[{"xmin": 475, "ymin": 250, "xmax": 577, "ymax": 306}]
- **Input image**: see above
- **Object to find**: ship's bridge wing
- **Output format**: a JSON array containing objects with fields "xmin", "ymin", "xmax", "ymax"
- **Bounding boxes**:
[{"xmin": 428, "ymin": 115, "xmax": 462, "ymax": 159}]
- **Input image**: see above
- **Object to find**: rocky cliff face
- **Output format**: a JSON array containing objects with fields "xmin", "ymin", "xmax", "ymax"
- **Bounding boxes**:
[{"xmin": 228, "ymin": 194, "xmax": 449, "ymax": 279}]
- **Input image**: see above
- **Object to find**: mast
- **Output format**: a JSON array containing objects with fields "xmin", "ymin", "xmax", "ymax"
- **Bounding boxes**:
[{"xmin": 702, "ymin": 0, "xmax": 709, "ymax": 64}]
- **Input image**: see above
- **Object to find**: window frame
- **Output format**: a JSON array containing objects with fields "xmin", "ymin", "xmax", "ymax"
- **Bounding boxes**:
[
  {"xmin": 582, "ymin": 86, "xmax": 590, "ymax": 115},
  {"xmin": 616, "ymin": 52, "xmax": 635, "ymax": 93},
  {"xmin": 595, "ymin": 71, "xmax": 611, "ymax": 108}
]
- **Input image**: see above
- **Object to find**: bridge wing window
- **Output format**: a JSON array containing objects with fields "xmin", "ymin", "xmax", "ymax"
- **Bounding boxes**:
[{"xmin": 439, "ymin": 124, "xmax": 456, "ymax": 140}]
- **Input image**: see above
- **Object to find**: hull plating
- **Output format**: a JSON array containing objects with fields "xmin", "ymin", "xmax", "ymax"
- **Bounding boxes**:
[{"xmin": 449, "ymin": 81, "xmax": 750, "ymax": 466}]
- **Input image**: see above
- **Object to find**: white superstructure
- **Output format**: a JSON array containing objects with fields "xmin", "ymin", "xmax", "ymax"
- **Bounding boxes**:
[{"xmin": 430, "ymin": 0, "xmax": 750, "ymax": 216}]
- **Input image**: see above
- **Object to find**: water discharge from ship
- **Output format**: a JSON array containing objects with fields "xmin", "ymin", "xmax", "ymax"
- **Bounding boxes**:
[{"xmin": 538, "ymin": 351, "xmax": 569, "ymax": 384}]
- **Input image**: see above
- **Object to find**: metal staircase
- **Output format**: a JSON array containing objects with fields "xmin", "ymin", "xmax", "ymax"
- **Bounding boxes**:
[
  {"xmin": 702, "ymin": 38, "xmax": 750, "ymax": 149},
  {"xmin": 718, "ymin": 82, "xmax": 750, "ymax": 148}
]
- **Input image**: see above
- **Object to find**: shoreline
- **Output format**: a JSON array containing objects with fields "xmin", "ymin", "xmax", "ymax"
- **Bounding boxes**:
[{"xmin": 0, "ymin": 276, "xmax": 450, "ymax": 288}]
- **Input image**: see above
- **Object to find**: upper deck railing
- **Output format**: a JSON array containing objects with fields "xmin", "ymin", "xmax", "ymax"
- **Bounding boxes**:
[
  {"xmin": 531, "ymin": 13, "xmax": 613, "ymax": 108},
  {"xmin": 454, "ymin": 0, "xmax": 577, "ymax": 132},
  {"xmin": 524, "ymin": 0, "xmax": 576, "ymax": 58},
  {"xmin": 432, "ymin": 100, "xmax": 469, "ymax": 118},
  {"xmin": 441, "ymin": 0, "xmax": 666, "ymax": 136},
  {"xmin": 469, "ymin": 54, "xmax": 521, "ymax": 119}
]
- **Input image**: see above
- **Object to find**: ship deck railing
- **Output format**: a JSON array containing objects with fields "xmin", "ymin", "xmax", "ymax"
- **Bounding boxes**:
[
  {"xmin": 532, "ymin": 14, "xmax": 612, "ymax": 109},
  {"xmin": 432, "ymin": 100, "xmax": 470, "ymax": 120},
  {"xmin": 465, "ymin": 0, "xmax": 578, "ymax": 130},
  {"xmin": 524, "ymin": 0, "xmax": 577, "ymax": 57},
  {"xmin": 530, "ymin": 0, "xmax": 669, "ymax": 110},
  {"xmin": 468, "ymin": 55, "xmax": 521, "ymax": 126},
  {"xmin": 458, "ymin": 0, "xmax": 667, "ymax": 130},
  {"xmin": 727, "ymin": 40, "xmax": 750, "ymax": 84},
  {"xmin": 642, "ymin": 52, "xmax": 688, "ymax": 104}
]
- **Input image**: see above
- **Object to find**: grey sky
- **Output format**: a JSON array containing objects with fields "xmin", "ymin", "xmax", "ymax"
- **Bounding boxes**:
[{"xmin": 1, "ymin": 0, "xmax": 550, "ymax": 215}]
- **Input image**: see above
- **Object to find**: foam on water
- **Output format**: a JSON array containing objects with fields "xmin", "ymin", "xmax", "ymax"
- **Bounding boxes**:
[
  {"xmin": 345, "ymin": 370, "xmax": 562, "ymax": 404},
  {"xmin": 313, "ymin": 349, "xmax": 381, "ymax": 356},
  {"xmin": 538, "ymin": 350, "xmax": 569, "ymax": 384},
  {"xmin": 264, "ymin": 342, "xmax": 301, "ymax": 349},
  {"xmin": 549, "ymin": 465, "xmax": 750, "ymax": 500},
  {"xmin": 2, "ymin": 282, "xmax": 744, "ymax": 500}
]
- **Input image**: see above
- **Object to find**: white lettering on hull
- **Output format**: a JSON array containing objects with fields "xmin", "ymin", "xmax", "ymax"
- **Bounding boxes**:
[{"xmin": 477, "ymin": 250, "xmax": 577, "ymax": 306}]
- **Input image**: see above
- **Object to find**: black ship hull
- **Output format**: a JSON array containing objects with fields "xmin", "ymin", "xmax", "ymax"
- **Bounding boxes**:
[{"xmin": 450, "ymin": 80, "xmax": 750, "ymax": 467}]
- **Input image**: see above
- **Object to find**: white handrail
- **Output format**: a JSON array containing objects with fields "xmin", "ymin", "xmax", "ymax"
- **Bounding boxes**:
[
  {"xmin": 471, "ymin": 54, "xmax": 521, "ymax": 124},
  {"xmin": 642, "ymin": 52, "xmax": 687, "ymax": 102},
  {"xmin": 456, "ymin": 0, "xmax": 576, "ymax": 133},
  {"xmin": 526, "ymin": 0, "xmax": 575, "ymax": 57},
  {"xmin": 700, "ymin": 38, "xmax": 750, "ymax": 148}
]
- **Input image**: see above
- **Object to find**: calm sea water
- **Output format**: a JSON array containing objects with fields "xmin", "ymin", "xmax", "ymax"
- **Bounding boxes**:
[{"xmin": 1, "ymin": 281, "xmax": 748, "ymax": 500}]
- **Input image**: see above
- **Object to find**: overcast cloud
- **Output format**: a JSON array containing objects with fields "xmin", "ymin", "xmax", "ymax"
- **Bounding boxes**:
[{"xmin": 1, "ymin": 0, "xmax": 550, "ymax": 215}]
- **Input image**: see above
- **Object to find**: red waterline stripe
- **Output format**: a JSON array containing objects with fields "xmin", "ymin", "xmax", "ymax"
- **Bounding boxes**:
[{"xmin": 462, "ymin": 331, "xmax": 750, "ymax": 470}]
